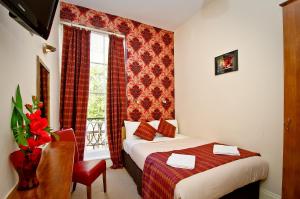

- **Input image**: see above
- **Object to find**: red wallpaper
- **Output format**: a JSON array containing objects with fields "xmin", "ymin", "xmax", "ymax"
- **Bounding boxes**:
[{"xmin": 60, "ymin": 2, "xmax": 175, "ymax": 121}]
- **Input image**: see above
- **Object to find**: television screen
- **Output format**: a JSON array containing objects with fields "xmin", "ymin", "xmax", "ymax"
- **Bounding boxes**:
[{"xmin": 0, "ymin": 0, "xmax": 59, "ymax": 40}]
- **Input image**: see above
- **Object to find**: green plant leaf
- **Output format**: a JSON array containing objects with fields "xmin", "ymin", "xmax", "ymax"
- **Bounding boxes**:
[
  {"xmin": 44, "ymin": 126, "xmax": 53, "ymax": 133},
  {"xmin": 12, "ymin": 127, "xmax": 19, "ymax": 142},
  {"xmin": 11, "ymin": 85, "xmax": 29, "ymax": 147},
  {"xmin": 25, "ymin": 126, "xmax": 31, "ymax": 139},
  {"xmin": 12, "ymin": 100, "xmax": 30, "ymax": 124},
  {"xmin": 12, "ymin": 126, "xmax": 28, "ymax": 146},
  {"xmin": 15, "ymin": 85, "xmax": 23, "ymax": 110},
  {"xmin": 11, "ymin": 107, "xmax": 26, "ymax": 146},
  {"xmin": 50, "ymin": 132, "xmax": 60, "ymax": 141},
  {"xmin": 11, "ymin": 106, "xmax": 18, "ymax": 129},
  {"xmin": 25, "ymin": 104, "xmax": 33, "ymax": 113}
]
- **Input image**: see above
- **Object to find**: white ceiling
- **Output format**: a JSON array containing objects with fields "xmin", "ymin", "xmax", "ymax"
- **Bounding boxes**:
[{"xmin": 63, "ymin": 0, "xmax": 205, "ymax": 31}]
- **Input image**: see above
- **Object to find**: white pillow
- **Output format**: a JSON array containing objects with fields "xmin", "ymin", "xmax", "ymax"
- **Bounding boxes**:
[
  {"xmin": 124, "ymin": 121, "xmax": 140, "ymax": 140},
  {"xmin": 148, "ymin": 120, "xmax": 160, "ymax": 129},
  {"xmin": 148, "ymin": 119, "xmax": 179, "ymax": 135}
]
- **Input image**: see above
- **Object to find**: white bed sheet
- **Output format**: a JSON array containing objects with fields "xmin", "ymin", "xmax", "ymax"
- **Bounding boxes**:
[
  {"xmin": 123, "ymin": 136, "xmax": 269, "ymax": 199},
  {"xmin": 123, "ymin": 134, "xmax": 187, "ymax": 155}
]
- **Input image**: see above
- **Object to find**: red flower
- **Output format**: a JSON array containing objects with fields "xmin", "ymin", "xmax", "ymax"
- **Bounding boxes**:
[
  {"xmin": 25, "ymin": 104, "xmax": 32, "ymax": 110},
  {"xmin": 19, "ymin": 144, "xmax": 29, "ymax": 151},
  {"xmin": 29, "ymin": 118, "xmax": 48, "ymax": 135},
  {"xmin": 38, "ymin": 102, "xmax": 43, "ymax": 108},
  {"xmin": 12, "ymin": 87, "xmax": 53, "ymax": 153},
  {"xmin": 26, "ymin": 108, "xmax": 51, "ymax": 146},
  {"xmin": 26, "ymin": 110, "xmax": 42, "ymax": 121},
  {"xmin": 36, "ymin": 132, "xmax": 51, "ymax": 146},
  {"xmin": 27, "ymin": 110, "xmax": 48, "ymax": 136},
  {"xmin": 19, "ymin": 137, "xmax": 39, "ymax": 151},
  {"xmin": 27, "ymin": 137, "xmax": 38, "ymax": 149}
]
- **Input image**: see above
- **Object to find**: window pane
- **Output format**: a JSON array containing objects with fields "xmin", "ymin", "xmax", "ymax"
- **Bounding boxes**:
[
  {"xmin": 90, "ymin": 32, "xmax": 109, "ymax": 64},
  {"xmin": 89, "ymin": 63, "xmax": 107, "ymax": 93},
  {"xmin": 104, "ymin": 35, "xmax": 109, "ymax": 64},
  {"xmin": 88, "ymin": 63, "xmax": 107, "ymax": 118},
  {"xmin": 88, "ymin": 32, "xmax": 108, "ymax": 119}
]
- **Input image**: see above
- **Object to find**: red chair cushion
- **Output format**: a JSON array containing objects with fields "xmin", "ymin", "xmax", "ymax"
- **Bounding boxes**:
[
  {"xmin": 157, "ymin": 119, "xmax": 176, "ymax": 138},
  {"xmin": 73, "ymin": 159, "xmax": 106, "ymax": 186},
  {"xmin": 134, "ymin": 122, "xmax": 156, "ymax": 141}
]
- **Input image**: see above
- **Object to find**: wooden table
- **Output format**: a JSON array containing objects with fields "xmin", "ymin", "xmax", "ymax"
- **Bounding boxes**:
[{"xmin": 7, "ymin": 142, "xmax": 74, "ymax": 199}]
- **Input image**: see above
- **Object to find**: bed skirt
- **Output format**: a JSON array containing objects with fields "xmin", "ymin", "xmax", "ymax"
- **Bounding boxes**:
[{"xmin": 122, "ymin": 150, "xmax": 259, "ymax": 199}]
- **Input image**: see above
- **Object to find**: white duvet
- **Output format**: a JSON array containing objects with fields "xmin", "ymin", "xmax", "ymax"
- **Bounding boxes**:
[{"xmin": 123, "ymin": 135, "xmax": 269, "ymax": 199}]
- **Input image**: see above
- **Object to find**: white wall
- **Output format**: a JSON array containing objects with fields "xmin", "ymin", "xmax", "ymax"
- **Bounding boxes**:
[
  {"xmin": 175, "ymin": 0, "xmax": 283, "ymax": 197},
  {"xmin": 0, "ymin": 4, "xmax": 60, "ymax": 197}
]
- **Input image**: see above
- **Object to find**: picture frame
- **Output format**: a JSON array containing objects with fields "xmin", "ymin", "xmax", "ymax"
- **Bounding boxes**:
[
  {"xmin": 215, "ymin": 50, "xmax": 238, "ymax": 75},
  {"xmin": 37, "ymin": 56, "xmax": 50, "ymax": 123}
]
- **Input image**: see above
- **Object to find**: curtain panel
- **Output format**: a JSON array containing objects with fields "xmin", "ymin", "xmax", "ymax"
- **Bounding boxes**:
[
  {"xmin": 106, "ymin": 35, "xmax": 127, "ymax": 168},
  {"xmin": 60, "ymin": 25, "xmax": 91, "ymax": 161}
]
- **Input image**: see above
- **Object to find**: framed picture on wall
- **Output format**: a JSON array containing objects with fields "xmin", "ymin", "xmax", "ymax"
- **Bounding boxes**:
[{"xmin": 215, "ymin": 50, "xmax": 238, "ymax": 75}]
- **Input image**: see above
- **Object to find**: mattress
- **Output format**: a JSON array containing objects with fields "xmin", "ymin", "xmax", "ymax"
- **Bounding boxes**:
[{"xmin": 123, "ymin": 136, "xmax": 269, "ymax": 199}]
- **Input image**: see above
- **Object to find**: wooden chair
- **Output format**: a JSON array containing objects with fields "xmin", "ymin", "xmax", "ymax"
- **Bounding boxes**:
[{"xmin": 55, "ymin": 129, "xmax": 107, "ymax": 199}]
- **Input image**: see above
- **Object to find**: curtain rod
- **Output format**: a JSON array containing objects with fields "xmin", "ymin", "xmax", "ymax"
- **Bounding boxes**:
[{"xmin": 60, "ymin": 21, "xmax": 125, "ymax": 38}]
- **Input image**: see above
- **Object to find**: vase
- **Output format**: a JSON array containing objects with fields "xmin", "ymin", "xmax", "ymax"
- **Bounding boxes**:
[{"xmin": 10, "ymin": 148, "xmax": 42, "ymax": 190}]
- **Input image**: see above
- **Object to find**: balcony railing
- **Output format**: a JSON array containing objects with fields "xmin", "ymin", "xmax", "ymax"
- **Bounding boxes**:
[{"xmin": 85, "ymin": 117, "xmax": 108, "ymax": 150}]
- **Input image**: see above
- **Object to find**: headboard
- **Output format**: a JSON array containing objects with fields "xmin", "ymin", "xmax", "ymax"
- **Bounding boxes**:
[{"xmin": 121, "ymin": 127, "xmax": 126, "ymax": 142}]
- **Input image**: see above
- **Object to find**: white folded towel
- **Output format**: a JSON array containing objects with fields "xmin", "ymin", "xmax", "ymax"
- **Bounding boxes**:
[
  {"xmin": 213, "ymin": 144, "xmax": 240, "ymax": 156},
  {"xmin": 167, "ymin": 153, "xmax": 196, "ymax": 170}
]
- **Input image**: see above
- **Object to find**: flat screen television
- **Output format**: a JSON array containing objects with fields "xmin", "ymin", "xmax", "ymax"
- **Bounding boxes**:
[{"xmin": 0, "ymin": 0, "xmax": 59, "ymax": 40}]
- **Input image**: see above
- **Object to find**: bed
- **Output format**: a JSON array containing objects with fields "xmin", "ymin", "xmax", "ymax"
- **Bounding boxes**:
[{"xmin": 121, "ymin": 127, "xmax": 269, "ymax": 199}]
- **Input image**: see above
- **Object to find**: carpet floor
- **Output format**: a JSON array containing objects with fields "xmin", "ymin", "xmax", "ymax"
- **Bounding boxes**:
[{"xmin": 71, "ymin": 161, "xmax": 141, "ymax": 199}]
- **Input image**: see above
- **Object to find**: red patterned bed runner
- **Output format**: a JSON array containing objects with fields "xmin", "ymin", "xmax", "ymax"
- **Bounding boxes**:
[{"xmin": 142, "ymin": 143, "xmax": 259, "ymax": 199}]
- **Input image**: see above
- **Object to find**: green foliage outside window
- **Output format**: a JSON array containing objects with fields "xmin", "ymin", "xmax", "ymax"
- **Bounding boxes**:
[{"xmin": 87, "ymin": 63, "xmax": 107, "ymax": 119}]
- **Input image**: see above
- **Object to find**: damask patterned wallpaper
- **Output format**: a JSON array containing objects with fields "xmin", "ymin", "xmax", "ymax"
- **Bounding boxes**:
[{"xmin": 60, "ymin": 2, "xmax": 175, "ymax": 121}]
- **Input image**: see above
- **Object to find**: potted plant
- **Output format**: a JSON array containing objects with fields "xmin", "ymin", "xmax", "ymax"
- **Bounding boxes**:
[{"xmin": 10, "ymin": 85, "xmax": 58, "ymax": 190}]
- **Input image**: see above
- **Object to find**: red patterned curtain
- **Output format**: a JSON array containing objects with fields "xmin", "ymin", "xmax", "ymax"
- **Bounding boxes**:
[
  {"xmin": 60, "ymin": 26, "xmax": 91, "ymax": 161},
  {"xmin": 107, "ymin": 35, "xmax": 127, "ymax": 169}
]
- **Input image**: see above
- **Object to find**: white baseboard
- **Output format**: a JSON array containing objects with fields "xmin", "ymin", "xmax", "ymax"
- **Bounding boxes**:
[
  {"xmin": 260, "ymin": 188, "xmax": 281, "ymax": 199},
  {"xmin": 4, "ymin": 182, "xmax": 17, "ymax": 199}
]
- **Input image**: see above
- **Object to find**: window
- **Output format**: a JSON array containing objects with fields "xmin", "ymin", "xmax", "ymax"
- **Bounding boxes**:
[
  {"xmin": 88, "ymin": 32, "xmax": 109, "ymax": 119},
  {"xmin": 85, "ymin": 32, "xmax": 109, "ymax": 160}
]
